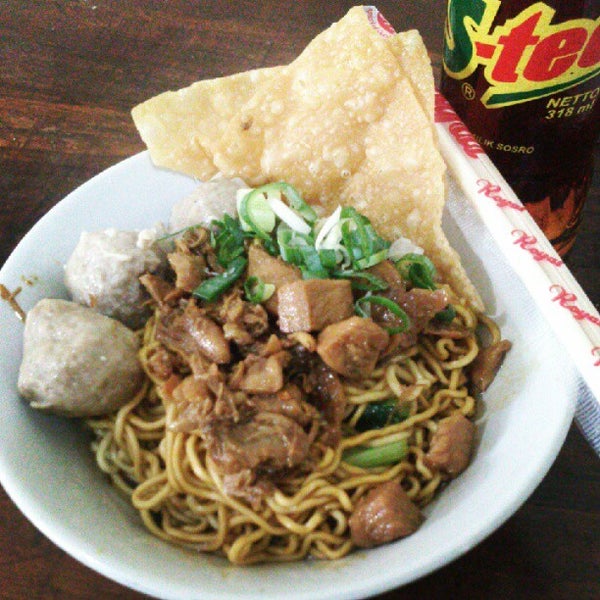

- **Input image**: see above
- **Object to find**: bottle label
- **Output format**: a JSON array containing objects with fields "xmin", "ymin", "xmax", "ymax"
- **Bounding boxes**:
[{"xmin": 444, "ymin": 0, "xmax": 600, "ymax": 108}]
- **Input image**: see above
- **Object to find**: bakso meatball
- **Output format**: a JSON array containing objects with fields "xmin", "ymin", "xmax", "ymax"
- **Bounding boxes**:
[
  {"xmin": 64, "ymin": 228, "xmax": 166, "ymax": 329},
  {"xmin": 18, "ymin": 299, "xmax": 144, "ymax": 417},
  {"xmin": 169, "ymin": 177, "xmax": 245, "ymax": 231}
]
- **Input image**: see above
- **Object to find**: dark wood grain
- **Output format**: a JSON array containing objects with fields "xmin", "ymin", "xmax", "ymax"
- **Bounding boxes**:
[{"xmin": 1, "ymin": 2, "xmax": 598, "ymax": 599}]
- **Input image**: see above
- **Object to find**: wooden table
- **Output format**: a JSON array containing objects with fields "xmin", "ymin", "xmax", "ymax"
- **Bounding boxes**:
[{"xmin": 1, "ymin": 2, "xmax": 598, "ymax": 598}]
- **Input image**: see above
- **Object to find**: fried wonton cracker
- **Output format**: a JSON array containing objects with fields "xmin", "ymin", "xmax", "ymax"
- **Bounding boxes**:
[
  {"xmin": 209, "ymin": 7, "xmax": 404, "ymax": 197},
  {"xmin": 387, "ymin": 29, "xmax": 436, "ymax": 121},
  {"xmin": 131, "ymin": 67, "xmax": 280, "ymax": 180},
  {"xmin": 131, "ymin": 6, "xmax": 483, "ymax": 310},
  {"xmin": 337, "ymin": 77, "xmax": 481, "ymax": 310},
  {"xmin": 208, "ymin": 7, "xmax": 482, "ymax": 309},
  {"xmin": 130, "ymin": 28, "xmax": 428, "ymax": 181}
]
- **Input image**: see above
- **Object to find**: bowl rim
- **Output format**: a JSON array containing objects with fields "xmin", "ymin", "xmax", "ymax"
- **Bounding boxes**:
[{"xmin": 0, "ymin": 152, "xmax": 576, "ymax": 600}]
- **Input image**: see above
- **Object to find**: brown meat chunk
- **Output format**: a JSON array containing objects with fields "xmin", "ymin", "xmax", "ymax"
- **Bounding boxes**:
[
  {"xmin": 145, "ymin": 345, "xmax": 175, "ymax": 380},
  {"xmin": 277, "ymin": 279, "xmax": 354, "ymax": 333},
  {"xmin": 247, "ymin": 383, "xmax": 317, "ymax": 427},
  {"xmin": 218, "ymin": 288, "xmax": 269, "ymax": 346},
  {"xmin": 172, "ymin": 374, "xmax": 210, "ymax": 405},
  {"xmin": 285, "ymin": 331, "xmax": 317, "ymax": 353},
  {"xmin": 367, "ymin": 259, "xmax": 405, "ymax": 289},
  {"xmin": 139, "ymin": 273, "xmax": 179, "ymax": 305},
  {"xmin": 316, "ymin": 316, "xmax": 389, "ymax": 379},
  {"xmin": 205, "ymin": 412, "xmax": 310, "ymax": 474},
  {"xmin": 247, "ymin": 244, "xmax": 301, "ymax": 314},
  {"xmin": 167, "ymin": 251, "xmax": 206, "ymax": 292},
  {"xmin": 231, "ymin": 354, "xmax": 285, "ymax": 394},
  {"xmin": 310, "ymin": 361, "xmax": 347, "ymax": 446},
  {"xmin": 156, "ymin": 301, "xmax": 231, "ymax": 364},
  {"xmin": 424, "ymin": 321, "xmax": 472, "ymax": 339},
  {"xmin": 469, "ymin": 339, "xmax": 512, "ymax": 394},
  {"xmin": 170, "ymin": 375, "xmax": 214, "ymax": 433},
  {"xmin": 349, "ymin": 479, "xmax": 424, "ymax": 548},
  {"xmin": 424, "ymin": 413, "xmax": 476, "ymax": 477},
  {"xmin": 371, "ymin": 287, "xmax": 448, "ymax": 354},
  {"xmin": 403, "ymin": 288, "xmax": 449, "ymax": 326}
]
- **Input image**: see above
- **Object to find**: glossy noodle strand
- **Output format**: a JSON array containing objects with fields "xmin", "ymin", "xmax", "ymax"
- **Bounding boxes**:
[{"xmin": 86, "ymin": 303, "xmax": 491, "ymax": 563}]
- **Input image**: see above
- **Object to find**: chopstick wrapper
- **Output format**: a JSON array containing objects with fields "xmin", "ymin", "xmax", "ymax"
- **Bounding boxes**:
[{"xmin": 434, "ymin": 93, "xmax": 600, "ymax": 455}]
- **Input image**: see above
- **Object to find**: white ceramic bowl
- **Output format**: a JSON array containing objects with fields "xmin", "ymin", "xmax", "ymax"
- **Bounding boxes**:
[{"xmin": 0, "ymin": 152, "xmax": 576, "ymax": 600}]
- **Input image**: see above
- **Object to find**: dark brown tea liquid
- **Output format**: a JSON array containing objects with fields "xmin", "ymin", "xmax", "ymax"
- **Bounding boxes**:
[{"xmin": 440, "ymin": 0, "xmax": 600, "ymax": 255}]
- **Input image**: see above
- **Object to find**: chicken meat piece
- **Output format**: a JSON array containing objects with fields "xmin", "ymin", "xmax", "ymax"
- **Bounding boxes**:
[
  {"xmin": 246, "ymin": 384, "xmax": 317, "ymax": 427},
  {"xmin": 167, "ymin": 250, "xmax": 207, "ymax": 292},
  {"xmin": 349, "ymin": 479, "xmax": 424, "ymax": 548},
  {"xmin": 156, "ymin": 301, "xmax": 231, "ymax": 364},
  {"xmin": 204, "ymin": 411, "xmax": 310, "ymax": 474},
  {"xmin": 469, "ymin": 339, "xmax": 512, "ymax": 394},
  {"xmin": 424, "ymin": 413, "xmax": 476, "ymax": 477},
  {"xmin": 230, "ymin": 353, "xmax": 286, "ymax": 394},
  {"xmin": 367, "ymin": 259, "xmax": 405, "ymax": 289},
  {"xmin": 316, "ymin": 316, "xmax": 389, "ymax": 379}
]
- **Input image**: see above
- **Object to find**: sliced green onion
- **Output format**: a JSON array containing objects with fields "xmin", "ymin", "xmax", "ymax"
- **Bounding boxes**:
[
  {"xmin": 261, "ymin": 236, "xmax": 278, "ymax": 257},
  {"xmin": 341, "ymin": 218, "xmax": 362, "ymax": 263},
  {"xmin": 276, "ymin": 225, "xmax": 317, "ymax": 266},
  {"xmin": 271, "ymin": 182, "xmax": 318, "ymax": 223},
  {"xmin": 248, "ymin": 182, "xmax": 318, "ymax": 224},
  {"xmin": 300, "ymin": 267, "xmax": 330, "ymax": 279},
  {"xmin": 434, "ymin": 304, "xmax": 457, "ymax": 323},
  {"xmin": 277, "ymin": 236, "xmax": 303, "ymax": 265},
  {"xmin": 299, "ymin": 245, "xmax": 324, "ymax": 272},
  {"xmin": 314, "ymin": 205, "xmax": 342, "ymax": 250},
  {"xmin": 342, "ymin": 439, "xmax": 408, "ymax": 468},
  {"xmin": 355, "ymin": 249, "xmax": 389, "ymax": 270},
  {"xmin": 318, "ymin": 248, "xmax": 338, "ymax": 269},
  {"xmin": 395, "ymin": 253, "xmax": 437, "ymax": 290},
  {"xmin": 238, "ymin": 189, "xmax": 276, "ymax": 238},
  {"xmin": 244, "ymin": 275, "xmax": 275, "ymax": 304},
  {"xmin": 364, "ymin": 223, "xmax": 390, "ymax": 254},
  {"xmin": 338, "ymin": 207, "xmax": 390, "ymax": 270},
  {"xmin": 333, "ymin": 270, "xmax": 388, "ymax": 292},
  {"xmin": 157, "ymin": 223, "xmax": 202, "ymax": 242},
  {"xmin": 355, "ymin": 295, "xmax": 411, "ymax": 334},
  {"xmin": 268, "ymin": 196, "xmax": 311, "ymax": 234},
  {"xmin": 216, "ymin": 235, "xmax": 245, "ymax": 265},
  {"xmin": 355, "ymin": 399, "xmax": 410, "ymax": 432},
  {"xmin": 192, "ymin": 256, "xmax": 247, "ymax": 302}
]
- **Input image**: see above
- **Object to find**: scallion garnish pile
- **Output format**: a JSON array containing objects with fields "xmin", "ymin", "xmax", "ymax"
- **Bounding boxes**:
[{"xmin": 192, "ymin": 181, "xmax": 454, "ymax": 331}]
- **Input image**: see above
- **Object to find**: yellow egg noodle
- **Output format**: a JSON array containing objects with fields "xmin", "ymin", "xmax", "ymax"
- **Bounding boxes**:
[{"xmin": 86, "ymin": 299, "xmax": 496, "ymax": 564}]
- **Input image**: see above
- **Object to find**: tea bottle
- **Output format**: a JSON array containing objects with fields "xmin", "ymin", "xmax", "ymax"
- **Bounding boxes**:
[{"xmin": 440, "ymin": 0, "xmax": 600, "ymax": 255}]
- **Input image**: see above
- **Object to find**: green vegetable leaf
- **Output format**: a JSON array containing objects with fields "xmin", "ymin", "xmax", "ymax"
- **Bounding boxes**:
[
  {"xmin": 342, "ymin": 439, "xmax": 408, "ymax": 468},
  {"xmin": 333, "ymin": 270, "xmax": 389, "ymax": 292},
  {"xmin": 394, "ymin": 253, "xmax": 437, "ymax": 290},
  {"xmin": 355, "ymin": 399, "xmax": 410, "ymax": 432},
  {"xmin": 244, "ymin": 275, "xmax": 275, "ymax": 304},
  {"xmin": 193, "ymin": 256, "xmax": 247, "ymax": 302},
  {"xmin": 355, "ymin": 295, "xmax": 411, "ymax": 334},
  {"xmin": 434, "ymin": 304, "xmax": 457, "ymax": 323}
]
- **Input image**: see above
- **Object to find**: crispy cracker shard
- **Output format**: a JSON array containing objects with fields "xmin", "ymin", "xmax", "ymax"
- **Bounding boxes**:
[{"xmin": 131, "ymin": 7, "xmax": 484, "ymax": 311}]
